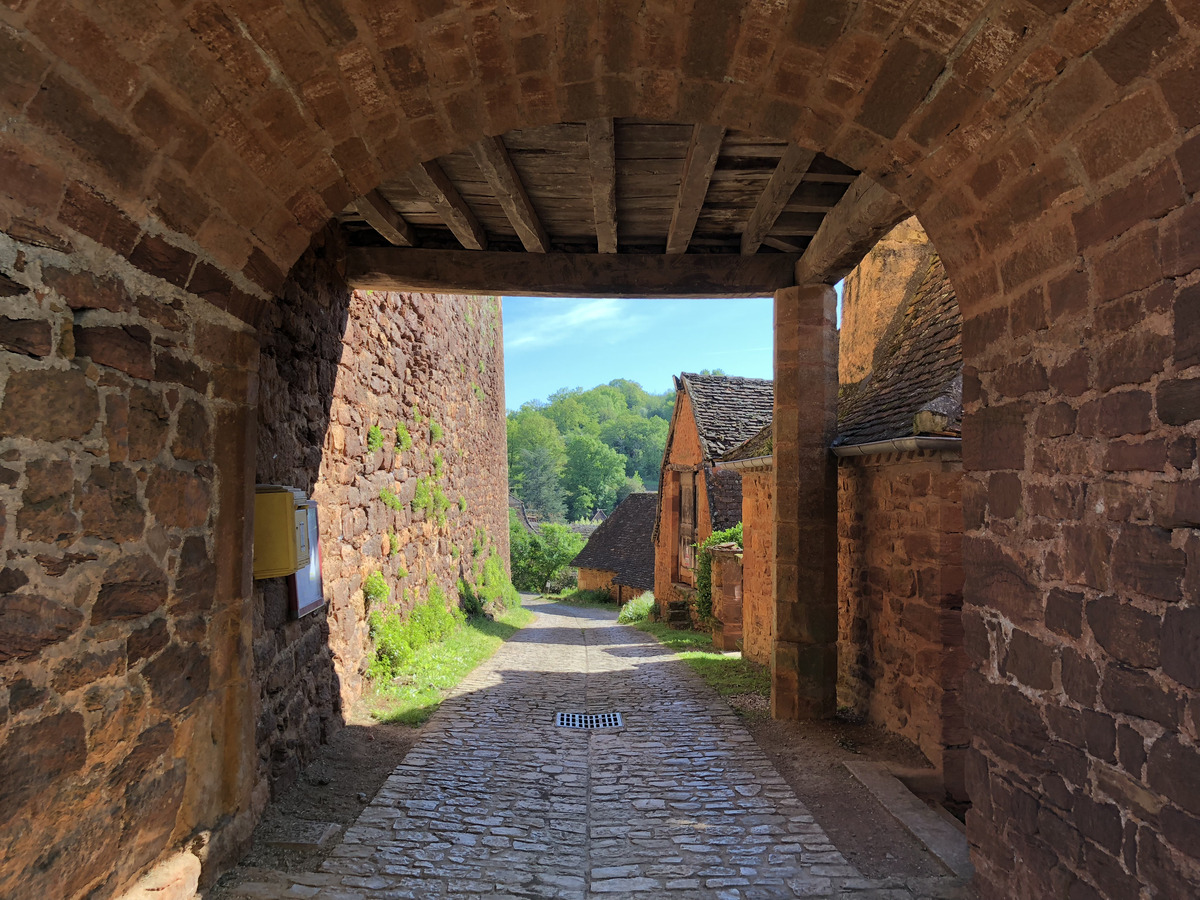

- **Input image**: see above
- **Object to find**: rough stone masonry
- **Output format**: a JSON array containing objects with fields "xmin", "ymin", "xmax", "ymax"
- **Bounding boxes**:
[{"xmin": 1, "ymin": 2, "xmax": 1199, "ymax": 899}]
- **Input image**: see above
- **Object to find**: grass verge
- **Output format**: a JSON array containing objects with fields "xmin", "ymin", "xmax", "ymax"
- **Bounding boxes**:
[
  {"xmin": 361, "ymin": 606, "xmax": 534, "ymax": 726},
  {"xmin": 635, "ymin": 621, "xmax": 771, "ymax": 717},
  {"xmin": 544, "ymin": 588, "xmax": 617, "ymax": 609}
]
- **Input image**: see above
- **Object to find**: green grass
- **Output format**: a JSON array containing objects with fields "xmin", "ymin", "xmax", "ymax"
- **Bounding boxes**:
[
  {"xmin": 364, "ymin": 606, "xmax": 534, "ymax": 726},
  {"xmin": 635, "ymin": 621, "xmax": 770, "ymax": 715}
]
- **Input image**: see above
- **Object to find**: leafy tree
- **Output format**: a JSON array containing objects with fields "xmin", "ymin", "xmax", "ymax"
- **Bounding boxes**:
[
  {"xmin": 518, "ymin": 446, "xmax": 566, "ymax": 521},
  {"xmin": 615, "ymin": 473, "xmax": 646, "ymax": 505},
  {"xmin": 575, "ymin": 384, "xmax": 627, "ymax": 423},
  {"xmin": 508, "ymin": 511, "xmax": 586, "ymax": 592},
  {"xmin": 600, "ymin": 414, "xmax": 669, "ymax": 485},
  {"xmin": 543, "ymin": 394, "xmax": 597, "ymax": 436},
  {"xmin": 507, "ymin": 408, "xmax": 565, "ymax": 487},
  {"xmin": 563, "ymin": 433, "xmax": 625, "ymax": 519}
]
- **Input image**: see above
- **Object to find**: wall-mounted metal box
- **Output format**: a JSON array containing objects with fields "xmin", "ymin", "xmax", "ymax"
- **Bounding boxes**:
[{"xmin": 253, "ymin": 485, "xmax": 311, "ymax": 580}]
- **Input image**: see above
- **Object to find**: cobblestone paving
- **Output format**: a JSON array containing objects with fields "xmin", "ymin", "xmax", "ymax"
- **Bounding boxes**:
[{"xmin": 232, "ymin": 600, "xmax": 971, "ymax": 899}]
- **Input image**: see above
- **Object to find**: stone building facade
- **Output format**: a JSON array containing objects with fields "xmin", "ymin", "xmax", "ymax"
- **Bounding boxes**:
[
  {"xmin": 653, "ymin": 374, "xmax": 772, "ymax": 623},
  {"xmin": 2, "ymin": 2, "xmax": 1200, "ymax": 897},
  {"xmin": 252, "ymin": 227, "xmax": 508, "ymax": 798},
  {"xmin": 719, "ymin": 223, "xmax": 968, "ymax": 799}
]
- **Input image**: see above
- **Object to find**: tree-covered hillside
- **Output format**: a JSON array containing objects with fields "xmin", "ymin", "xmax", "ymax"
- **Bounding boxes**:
[{"xmin": 508, "ymin": 379, "xmax": 674, "ymax": 522}]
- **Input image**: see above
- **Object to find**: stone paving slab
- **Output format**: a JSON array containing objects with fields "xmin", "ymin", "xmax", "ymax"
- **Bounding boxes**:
[{"xmin": 231, "ymin": 600, "xmax": 971, "ymax": 899}]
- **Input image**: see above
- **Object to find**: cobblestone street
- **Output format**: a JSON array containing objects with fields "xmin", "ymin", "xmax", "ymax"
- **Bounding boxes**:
[{"xmin": 233, "ymin": 600, "xmax": 970, "ymax": 899}]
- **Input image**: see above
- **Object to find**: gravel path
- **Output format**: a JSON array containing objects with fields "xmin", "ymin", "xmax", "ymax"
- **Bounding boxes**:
[{"xmin": 229, "ymin": 599, "xmax": 970, "ymax": 899}]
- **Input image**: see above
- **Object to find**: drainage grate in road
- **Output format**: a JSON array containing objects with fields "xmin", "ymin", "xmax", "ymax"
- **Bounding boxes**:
[{"xmin": 555, "ymin": 712, "xmax": 623, "ymax": 729}]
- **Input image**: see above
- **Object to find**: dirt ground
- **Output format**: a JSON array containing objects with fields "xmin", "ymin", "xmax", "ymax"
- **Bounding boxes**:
[
  {"xmin": 205, "ymin": 713, "xmax": 422, "ymax": 898},
  {"xmin": 740, "ymin": 706, "xmax": 955, "ymax": 879}
]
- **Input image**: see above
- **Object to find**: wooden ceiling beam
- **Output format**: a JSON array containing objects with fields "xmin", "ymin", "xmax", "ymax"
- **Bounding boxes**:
[
  {"xmin": 586, "ymin": 118, "xmax": 619, "ymax": 253},
  {"xmin": 666, "ymin": 124, "xmax": 725, "ymax": 254},
  {"xmin": 407, "ymin": 160, "xmax": 488, "ymax": 251},
  {"xmin": 740, "ymin": 144, "xmax": 817, "ymax": 255},
  {"xmin": 354, "ymin": 190, "xmax": 415, "ymax": 246},
  {"xmin": 793, "ymin": 176, "xmax": 911, "ymax": 285},
  {"xmin": 470, "ymin": 135, "xmax": 550, "ymax": 253},
  {"xmin": 346, "ymin": 248, "xmax": 798, "ymax": 297}
]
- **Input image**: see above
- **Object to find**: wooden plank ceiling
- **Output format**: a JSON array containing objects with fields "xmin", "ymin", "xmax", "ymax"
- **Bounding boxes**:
[{"xmin": 339, "ymin": 118, "xmax": 861, "ymax": 296}]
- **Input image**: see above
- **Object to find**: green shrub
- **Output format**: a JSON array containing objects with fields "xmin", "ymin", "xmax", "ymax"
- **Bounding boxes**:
[
  {"xmin": 395, "ymin": 422, "xmax": 412, "ymax": 452},
  {"xmin": 450, "ymin": 544, "xmax": 460, "ymax": 559},
  {"xmin": 367, "ymin": 586, "xmax": 465, "ymax": 681},
  {"xmin": 363, "ymin": 571, "xmax": 389, "ymax": 607},
  {"xmin": 472, "ymin": 528, "xmax": 486, "ymax": 557},
  {"xmin": 473, "ymin": 383, "xmax": 486, "ymax": 403},
  {"xmin": 366, "ymin": 424, "xmax": 384, "ymax": 453},
  {"xmin": 430, "ymin": 420, "xmax": 443, "ymax": 442},
  {"xmin": 478, "ymin": 360, "xmax": 486, "ymax": 374},
  {"xmin": 458, "ymin": 496, "xmax": 468, "ymax": 512},
  {"xmin": 618, "ymin": 591, "xmax": 655, "ymax": 624},
  {"xmin": 459, "ymin": 555, "xmax": 521, "ymax": 617},
  {"xmin": 380, "ymin": 487, "xmax": 404, "ymax": 511},
  {"xmin": 433, "ymin": 451, "xmax": 445, "ymax": 478},
  {"xmin": 696, "ymin": 524, "xmax": 743, "ymax": 623}
]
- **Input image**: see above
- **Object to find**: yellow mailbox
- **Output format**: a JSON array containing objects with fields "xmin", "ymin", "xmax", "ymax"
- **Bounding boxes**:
[{"xmin": 253, "ymin": 485, "xmax": 311, "ymax": 579}]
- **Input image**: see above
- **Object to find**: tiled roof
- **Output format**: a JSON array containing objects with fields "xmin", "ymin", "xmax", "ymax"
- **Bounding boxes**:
[
  {"xmin": 836, "ymin": 254, "xmax": 963, "ymax": 446},
  {"xmin": 680, "ymin": 373, "xmax": 774, "ymax": 460},
  {"xmin": 571, "ymin": 492, "xmax": 656, "ymax": 591},
  {"xmin": 715, "ymin": 423, "xmax": 772, "ymax": 464},
  {"xmin": 706, "ymin": 467, "xmax": 744, "ymax": 532}
]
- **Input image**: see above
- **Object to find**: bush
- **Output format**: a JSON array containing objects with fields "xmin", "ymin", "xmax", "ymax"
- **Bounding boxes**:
[
  {"xmin": 509, "ymin": 511, "xmax": 586, "ymax": 592},
  {"xmin": 696, "ymin": 523, "xmax": 743, "ymax": 623},
  {"xmin": 368, "ymin": 585, "xmax": 465, "ymax": 681},
  {"xmin": 618, "ymin": 592, "xmax": 655, "ymax": 624},
  {"xmin": 430, "ymin": 420, "xmax": 444, "ymax": 442},
  {"xmin": 380, "ymin": 487, "xmax": 404, "ymax": 511},
  {"xmin": 366, "ymin": 424, "xmax": 384, "ymax": 453},
  {"xmin": 458, "ymin": 555, "xmax": 521, "ymax": 618}
]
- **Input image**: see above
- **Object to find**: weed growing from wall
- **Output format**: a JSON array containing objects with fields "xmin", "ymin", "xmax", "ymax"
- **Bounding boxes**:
[
  {"xmin": 430, "ymin": 420, "xmax": 443, "ymax": 443},
  {"xmin": 395, "ymin": 422, "xmax": 412, "ymax": 452},
  {"xmin": 412, "ymin": 476, "xmax": 432, "ymax": 514},
  {"xmin": 458, "ymin": 496, "xmax": 467, "ymax": 512},
  {"xmin": 433, "ymin": 451, "xmax": 445, "ymax": 478},
  {"xmin": 363, "ymin": 571, "xmax": 389, "ymax": 607},
  {"xmin": 472, "ymin": 382, "xmax": 485, "ymax": 403},
  {"xmin": 366, "ymin": 424, "xmax": 384, "ymax": 453},
  {"xmin": 380, "ymin": 487, "xmax": 404, "ymax": 511}
]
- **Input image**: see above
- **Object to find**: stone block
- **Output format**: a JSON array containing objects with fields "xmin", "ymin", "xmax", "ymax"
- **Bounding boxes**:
[{"xmin": 0, "ymin": 367, "xmax": 99, "ymax": 442}]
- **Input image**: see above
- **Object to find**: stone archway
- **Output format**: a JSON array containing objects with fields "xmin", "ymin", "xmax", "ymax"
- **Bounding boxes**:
[{"xmin": 1, "ymin": 2, "xmax": 1198, "ymax": 898}]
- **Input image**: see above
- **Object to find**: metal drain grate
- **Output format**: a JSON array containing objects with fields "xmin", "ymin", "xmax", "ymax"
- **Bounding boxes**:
[{"xmin": 555, "ymin": 712, "xmax": 623, "ymax": 729}]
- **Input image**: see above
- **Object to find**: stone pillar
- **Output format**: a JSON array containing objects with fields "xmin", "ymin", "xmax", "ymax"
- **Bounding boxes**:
[{"xmin": 772, "ymin": 283, "xmax": 839, "ymax": 719}]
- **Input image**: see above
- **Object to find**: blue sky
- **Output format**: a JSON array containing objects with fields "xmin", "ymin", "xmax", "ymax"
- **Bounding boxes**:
[{"xmin": 501, "ymin": 295, "xmax": 775, "ymax": 410}]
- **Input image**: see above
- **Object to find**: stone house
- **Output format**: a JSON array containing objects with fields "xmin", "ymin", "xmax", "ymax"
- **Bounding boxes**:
[
  {"xmin": 653, "ymin": 373, "xmax": 773, "ymax": 624},
  {"xmin": 717, "ymin": 221, "xmax": 967, "ymax": 800},
  {"xmin": 571, "ymin": 492, "xmax": 656, "ymax": 604}
]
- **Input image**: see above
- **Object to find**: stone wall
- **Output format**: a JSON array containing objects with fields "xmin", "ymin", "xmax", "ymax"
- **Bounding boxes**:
[
  {"xmin": 838, "ymin": 449, "xmax": 967, "ymax": 801},
  {"xmin": 839, "ymin": 218, "xmax": 936, "ymax": 387},
  {"xmin": 578, "ymin": 567, "xmax": 618, "ymax": 598},
  {"xmin": 253, "ymin": 229, "xmax": 508, "ymax": 797},
  {"xmin": 739, "ymin": 469, "xmax": 773, "ymax": 666},
  {"xmin": 0, "ymin": 228, "xmax": 261, "ymax": 900}
]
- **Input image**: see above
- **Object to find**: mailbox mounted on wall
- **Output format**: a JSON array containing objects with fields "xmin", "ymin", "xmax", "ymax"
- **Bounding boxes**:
[{"xmin": 252, "ymin": 485, "xmax": 311, "ymax": 579}]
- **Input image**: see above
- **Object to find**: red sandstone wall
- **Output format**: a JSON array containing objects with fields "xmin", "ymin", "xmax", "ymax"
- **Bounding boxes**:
[
  {"xmin": 0, "ymin": 229, "xmax": 260, "ymax": 898},
  {"xmin": 578, "ymin": 567, "xmax": 618, "ymax": 599},
  {"xmin": 740, "ymin": 469, "xmax": 774, "ymax": 665},
  {"xmin": 838, "ymin": 450, "xmax": 966, "ymax": 798},
  {"xmin": 254, "ymin": 230, "xmax": 508, "ymax": 796}
]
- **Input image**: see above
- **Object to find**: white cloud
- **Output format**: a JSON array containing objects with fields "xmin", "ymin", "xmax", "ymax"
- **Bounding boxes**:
[{"xmin": 506, "ymin": 297, "xmax": 643, "ymax": 351}]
